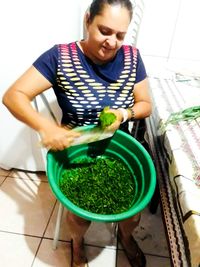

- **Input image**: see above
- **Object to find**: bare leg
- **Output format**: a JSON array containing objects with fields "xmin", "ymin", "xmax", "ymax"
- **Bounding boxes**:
[
  {"xmin": 119, "ymin": 213, "xmax": 141, "ymax": 238},
  {"xmin": 118, "ymin": 213, "xmax": 146, "ymax": 267},
  {"xmin": 66, "ymin": 211, "xmax": 91, "ymax": 267}
]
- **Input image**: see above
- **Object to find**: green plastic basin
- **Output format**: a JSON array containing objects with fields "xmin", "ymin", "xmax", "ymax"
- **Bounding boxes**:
[{"xmin": 47, "ymin": 125, "xmax": 156, "ymax": 222}]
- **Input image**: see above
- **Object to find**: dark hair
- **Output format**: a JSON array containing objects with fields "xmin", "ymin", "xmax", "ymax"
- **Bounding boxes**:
[{"xmin": 89, "ymin": 0, "xmax": 133, "ymax": 23}]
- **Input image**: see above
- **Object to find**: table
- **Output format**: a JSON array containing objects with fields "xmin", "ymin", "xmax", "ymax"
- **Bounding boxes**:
[{"xmin": 145, "ymin": 76, "xmax": 200, "ymax": 267}]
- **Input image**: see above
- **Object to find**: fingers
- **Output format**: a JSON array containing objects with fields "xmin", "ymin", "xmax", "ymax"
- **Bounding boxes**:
[
  {"xmin": 39, "ymin": 128, "xmax": 80, "ymax": 151},
  {"xmin": 66, "ymin": 129, "xmax": 81, "ymax": 138},
  {"xmin": 43, "ymin": 137, "xmax": 74, "ymax": 151},
  {"xmin": 105, "ymin": 121, "xmax": 121, "ymax": 132}
]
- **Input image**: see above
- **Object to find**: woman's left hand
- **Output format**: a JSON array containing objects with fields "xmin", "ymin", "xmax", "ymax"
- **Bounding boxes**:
[{"xmin": 102, "ymin": 108, "xmax": 124, "ymax": 132}]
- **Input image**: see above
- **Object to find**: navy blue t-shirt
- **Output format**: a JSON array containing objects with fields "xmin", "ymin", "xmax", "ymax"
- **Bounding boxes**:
[{"xmin": 33, "ymin": 42, "xmax": 147, "ymax": 127}]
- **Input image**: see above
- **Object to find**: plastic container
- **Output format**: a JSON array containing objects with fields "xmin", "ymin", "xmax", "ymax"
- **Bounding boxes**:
[{"xmin": 47, "ymin": 125, "xmax": 156, "ymax": 222}]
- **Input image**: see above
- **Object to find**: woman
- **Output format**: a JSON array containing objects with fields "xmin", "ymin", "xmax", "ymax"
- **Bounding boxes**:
[{"xmin": 2, "ymin": 0, "xmax": 151, "ymax": 266}]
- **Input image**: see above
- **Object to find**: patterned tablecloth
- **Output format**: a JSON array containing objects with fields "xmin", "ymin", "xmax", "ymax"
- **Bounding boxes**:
[{"xmin": 147, "ymin": 76, "xmax": 200, "ymax": 267}]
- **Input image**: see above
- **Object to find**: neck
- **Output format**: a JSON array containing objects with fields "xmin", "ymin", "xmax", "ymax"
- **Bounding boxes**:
[{"xmin": 78, "ymin": 40, "xmax": 114, "ymax": 65}]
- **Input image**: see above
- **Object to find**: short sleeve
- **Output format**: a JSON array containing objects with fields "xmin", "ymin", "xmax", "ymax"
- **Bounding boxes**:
[
  {"xmin": 135, "ymin": 49, "xmax": 147, "ymax": 84},
  {"xmin": 33, "ymin": 45, "xmax": 58, "ymax": 86}
]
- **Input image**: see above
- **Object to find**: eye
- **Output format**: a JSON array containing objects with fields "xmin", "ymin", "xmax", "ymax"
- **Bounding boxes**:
[
  {"xmin": 117, "ymin": 33, "xmax": 125, "ymax": 41},
  {"xmin": 99, "ymin": 27, "xmax": 111, "ymax": 36},
  {"xmin": 100, "ymin": 29, "xmax": 108, "ymax": 35}
]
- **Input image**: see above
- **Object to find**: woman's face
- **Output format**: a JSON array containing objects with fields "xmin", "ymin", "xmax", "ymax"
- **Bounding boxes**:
[{"xmin": 84, "ymin": 4, "xmax": 131, "ymax": 64}]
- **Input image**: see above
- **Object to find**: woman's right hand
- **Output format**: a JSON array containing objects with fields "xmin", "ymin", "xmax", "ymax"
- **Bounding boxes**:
[{"xmin": 39, "ymin": 124, "xmax": 80, "ymax": 151}]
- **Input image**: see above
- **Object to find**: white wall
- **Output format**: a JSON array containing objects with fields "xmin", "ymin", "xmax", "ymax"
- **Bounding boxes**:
[
  {"xmin": 1, "ymin": 0, "xmax": 199, "ymax": 89},
  {"xmin": 137, "ymin": 0, "xmax": 200, "ymax": 76},
  {"xmin": 0, "ymin": 0, "xmax": 89, "ymax": 92},
  {"xmin": 0, "ymin": 0, "xmax": 199, "ymax": 170},
  {"xmin": 0, "ymin": 0, "xmax": 90, "ymax": 170}
]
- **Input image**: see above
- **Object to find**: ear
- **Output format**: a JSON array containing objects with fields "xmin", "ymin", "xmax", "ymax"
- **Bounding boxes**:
[
  {"xmin": 83, "ymin": 12, "xmax": 90, "ymax": 38},
  {"xmin": 85, "ymin": 12, "xmax": 91, "ymax": 28}
]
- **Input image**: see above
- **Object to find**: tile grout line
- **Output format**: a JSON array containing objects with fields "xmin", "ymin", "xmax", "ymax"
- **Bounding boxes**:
[
  {"xmin": 115, "ymin": 230, "xmax": 119, "ymax": 267},
  {"xmin": 1, "ymin": 170, "xmax": 171, "ymax": 265},
  {"xmin": 0, "ymin": 176, "xmax": 7, "ymax": 186},
  {"xmin": 117, "ymin": 244, "xmax": 171, "ymax": 260},
  {"xmin": 30, "ymin": 198, "xmax": 58, "ymax": 267}
]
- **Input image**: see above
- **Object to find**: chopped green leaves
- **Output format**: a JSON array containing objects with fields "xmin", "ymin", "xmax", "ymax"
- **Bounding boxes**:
[{"xmin": 59, "ymin": 157, "xmax": 135, "ymax": 214}]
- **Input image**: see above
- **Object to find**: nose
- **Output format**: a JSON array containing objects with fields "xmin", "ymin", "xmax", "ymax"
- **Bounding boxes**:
[{"xmin": 105, "ymin": 35, "xmax": 117, "ymax": 49}]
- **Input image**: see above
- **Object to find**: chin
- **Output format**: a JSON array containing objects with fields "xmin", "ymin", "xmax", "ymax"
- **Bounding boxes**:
[{"xmin": 98, "ymin": 52, "xmax": 115, "ymax": 62}]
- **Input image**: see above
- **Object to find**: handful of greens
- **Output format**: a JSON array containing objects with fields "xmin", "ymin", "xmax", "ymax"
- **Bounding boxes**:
[
  {"xmin": 69, "ymin": 107, "xmax": 117, "ymax": 146},
  {"xmin": 99, "ymin": 107, "xmax": 117, "ymax": 129},
  {"xmin": 59, "ymin": 157, "xmax": 135, "ymax": 214}
]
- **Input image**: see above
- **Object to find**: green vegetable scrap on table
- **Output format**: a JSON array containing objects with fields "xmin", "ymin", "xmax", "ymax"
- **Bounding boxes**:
[
  {"xmin": 59, "ymin": 157, "xmax": 135, "ymax": 214},
  {"xmin": 160, "ymin": 105, "xmax": 200, "ymax": 131},
  {"xmin": 99, "ymin": 107, "xmax": 117, "ymax": 129}
]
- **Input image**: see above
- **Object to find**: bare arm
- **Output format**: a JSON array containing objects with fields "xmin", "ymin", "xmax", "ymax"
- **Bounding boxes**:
[
  {"xmin": 2, "ymin": 66, "xmax": 54, "ymax": 131},
  {"xmin": 131, "ymin": 77, "xmax": 152, "ymax": 119},
  {"xmin": 105, "ymin": 78, "xmax": 152, "ymax": 131},
  {"xmin": 2, "ymin": 66, "xmax": 79, "ymax": 150}
]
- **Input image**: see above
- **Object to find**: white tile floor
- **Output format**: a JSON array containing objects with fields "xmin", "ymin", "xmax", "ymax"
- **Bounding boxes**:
[{"xmin": 0, "ymin": 168, "xmax": 171, "ymax": 267}]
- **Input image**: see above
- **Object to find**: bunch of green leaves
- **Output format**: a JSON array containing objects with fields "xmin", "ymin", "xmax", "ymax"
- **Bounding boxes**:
[
  {"xmin": 160, "ymin": 105, "xmax": 200, "ymax": 131},
  {"xmin": 59, "ymin": 157, "xmax": 135, "ymax": 214},
  {"xmin": 99, "ymin": 107, "xmax": 117, "ymax": 129}
]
